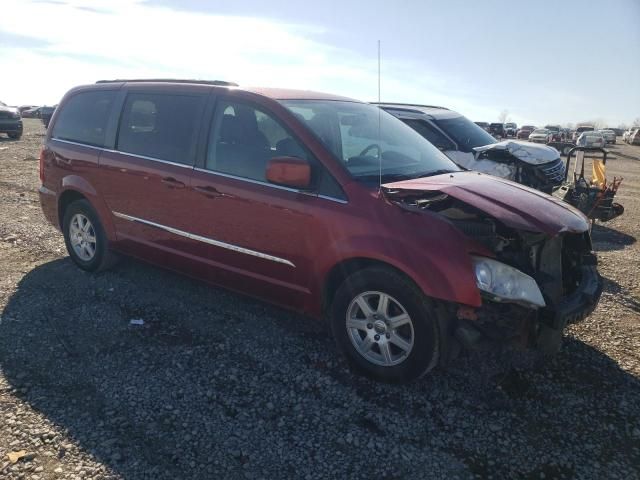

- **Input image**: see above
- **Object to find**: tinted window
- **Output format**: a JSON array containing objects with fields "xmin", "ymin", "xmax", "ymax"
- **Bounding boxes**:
[
  {"xmin": 52, "ymin": 90, "xmax": 116, "ymax": 147},
  {"xmin": 207, "ymin": 101, "xmax": 312, "ymax": 182},
  {"xmin": 432, "ymin": 116, "xmax": 497, "ymax": 152},
  {"xmin": 117, "ymin": 93, "xmax": 201, "ymax": 165},
  {"xmin": 403, "ymin": 119, "xmax": 455, "ymax": 151}
]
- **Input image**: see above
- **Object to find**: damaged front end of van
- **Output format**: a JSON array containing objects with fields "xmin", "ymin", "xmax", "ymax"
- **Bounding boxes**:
[{"xmin": 383, "ymin": 171, "xmax": 602, "ymax": 357}]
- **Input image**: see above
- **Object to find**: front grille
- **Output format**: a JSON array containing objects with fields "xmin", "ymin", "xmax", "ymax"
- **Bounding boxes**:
[{"xmin": 540, "ymin": 158, "xmax": 565, "ymax": 185}]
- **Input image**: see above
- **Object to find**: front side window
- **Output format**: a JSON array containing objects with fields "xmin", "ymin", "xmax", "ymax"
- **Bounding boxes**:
[
  {"xmin": 403, "ymin": 119, "xmax": 455, "ymax": 151},
  {"xmin": 280, "ymin": 100, "xmax": 460, "ymax": 184},
  {"xmin": 207, "ymin": 101, "xmax": 311, "ymax": 182},
  {"xmin": 117, "ymin": 93, "xmax": 201, "ymax": 165},
  {"xmin": 52, "ymin": 90, "xmax": 116, "ymax": 147},
  {"xmin": 433, "ymin": 116, "xmax": 497, "ymax": 152}
]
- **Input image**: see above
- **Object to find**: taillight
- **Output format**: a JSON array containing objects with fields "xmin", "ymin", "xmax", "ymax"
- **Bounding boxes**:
[{"xmin": 39, "ymin": 147, "xmax": 45, "ymax": 184}]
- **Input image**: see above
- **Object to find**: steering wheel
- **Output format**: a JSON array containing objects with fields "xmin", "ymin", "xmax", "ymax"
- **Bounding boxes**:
[{"xmin": 359, "ymin": 144, "xmax": 381, "ymax": 158}]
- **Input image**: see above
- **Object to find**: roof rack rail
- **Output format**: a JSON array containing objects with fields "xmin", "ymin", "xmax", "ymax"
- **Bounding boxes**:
[
  {"xmin": 96, "ymin": 79, "xmax": 239, "ymax": 87},
  {"xmin": 372, "ymin": 102, "xmax": 449, "ymax": 110}
]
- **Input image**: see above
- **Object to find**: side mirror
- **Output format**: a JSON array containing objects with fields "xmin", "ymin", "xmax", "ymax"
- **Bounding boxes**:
[{"xmin": 266, "ymin": 156, "xmax": 311, "ymax": 189}]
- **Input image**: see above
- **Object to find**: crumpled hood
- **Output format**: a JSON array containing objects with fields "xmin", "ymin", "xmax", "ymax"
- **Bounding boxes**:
[
  {"xmin": 382, "ymin": 171, "xmax": 589, "ymax": 236},
  {"xmin": 473, "ymin": 140, "xmax": 559, "ymax": 165}
]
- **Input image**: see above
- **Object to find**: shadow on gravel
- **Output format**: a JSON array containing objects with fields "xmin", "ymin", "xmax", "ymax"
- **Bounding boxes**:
[
  {"xmin": 591, "ymin": 223, "xmax": 636, "ymax": 252},
  {"xmin": 1, "ymin": 258, "xmax": 639, "ymax": 479}
]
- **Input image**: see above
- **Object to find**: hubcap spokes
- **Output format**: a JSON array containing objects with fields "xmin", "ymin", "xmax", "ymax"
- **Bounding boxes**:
[
  {"xmin": 346, "ymin": 291, "xmax": 414, "ymax": 367},
  {"xmin": 69, "ymin": 214, "xmax": 97, "ymax": 261}
]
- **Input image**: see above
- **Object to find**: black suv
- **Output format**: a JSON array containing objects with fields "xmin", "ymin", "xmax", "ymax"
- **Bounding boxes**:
[
  {"xmin": 488, "ymin": 122, "xmax": 505, "ymax": 138},
  {"xmin": 0, "ymin": 101, "xmax": 23, "ymax": 139}
]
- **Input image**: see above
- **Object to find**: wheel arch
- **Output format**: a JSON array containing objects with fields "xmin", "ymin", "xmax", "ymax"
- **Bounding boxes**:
[
  {"xmin": 57, "ymin": 179, "xmax": 117, "ymax": 241},
  {"xmin": 57, "ymin": 189, "xmax": 87, "ymax": 230},
  {"xmin": 322, "ymin": 257, "xmax": 422, "ymax": 316}
]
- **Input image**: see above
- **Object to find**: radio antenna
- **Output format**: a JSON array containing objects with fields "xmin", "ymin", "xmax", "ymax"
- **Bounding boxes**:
[{"xmin": 377, "ymin": 39, "xmax": 382, "ymax": 193}]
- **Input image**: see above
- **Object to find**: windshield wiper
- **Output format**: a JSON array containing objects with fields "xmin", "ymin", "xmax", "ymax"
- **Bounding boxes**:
[{"xmin": 413, "ymin": 169, "xmax": 457, "ymax": 178}]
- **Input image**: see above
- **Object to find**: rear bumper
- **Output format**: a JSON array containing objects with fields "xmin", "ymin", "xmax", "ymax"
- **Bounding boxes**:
[
  {"xmin": 0, "ymin": 119, "xmax": 23, "ymax": 134},
  {"xmin": 39, "ymin": 185, "xmax": 60, "ymax": 230}
]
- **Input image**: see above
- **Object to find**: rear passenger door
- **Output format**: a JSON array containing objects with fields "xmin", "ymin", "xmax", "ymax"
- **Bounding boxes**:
[{"xmin": 97, "ymin": 88, "xmax": 206, "ymax": 257}]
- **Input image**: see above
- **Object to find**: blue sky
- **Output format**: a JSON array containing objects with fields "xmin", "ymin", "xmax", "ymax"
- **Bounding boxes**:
[{"xmin": 1, "ymin": 0, "xmax": 638, "ymax": 126}]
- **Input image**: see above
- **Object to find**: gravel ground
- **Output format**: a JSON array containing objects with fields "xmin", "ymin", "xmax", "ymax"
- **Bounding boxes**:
[{"xmin": 0, "ymin": 119, "xmax": 639, "ymax": 479}]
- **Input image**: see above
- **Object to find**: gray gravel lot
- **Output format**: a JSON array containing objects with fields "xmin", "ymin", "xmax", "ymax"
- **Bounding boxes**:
[{"xmin": 0, "ymin": 120, "xmax": 639, "ymax": 479}]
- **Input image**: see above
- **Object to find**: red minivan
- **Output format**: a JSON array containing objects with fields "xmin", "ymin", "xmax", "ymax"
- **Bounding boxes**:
[{"xmin": 39, "ymin": 80, "xmax": 602, "ymax": 382}]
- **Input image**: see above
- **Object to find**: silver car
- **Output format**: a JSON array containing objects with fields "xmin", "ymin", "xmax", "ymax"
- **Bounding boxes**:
[
  {"xmin": 599, "ymin": 129, "xmax": 616, "ymax": 144},
  {"xmin": 577, "ymin": 131, "xmax": 606, "ymax": 148},
  {"xmin": 528, "ymin": 129, "xmax": 552, "ymax": 144},
  {"xmin": 572, "ymin": 125, "xmax": 595, "ymax": 142}
]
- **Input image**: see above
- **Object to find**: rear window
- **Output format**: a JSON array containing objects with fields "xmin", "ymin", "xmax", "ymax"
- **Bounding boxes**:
[
  {"xmin": 52, "ymin": 90, "xmax": 116, "ymax": 147},
  {"xmin": 117, "ymin": 93, "xmax": 202, "ymax": 165}
]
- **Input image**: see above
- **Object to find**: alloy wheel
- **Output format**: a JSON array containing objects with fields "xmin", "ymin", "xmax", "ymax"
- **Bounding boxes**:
[
  {"xmin": 346, "ymin": 291, "xmax": 415, "ymax": 366},
  {"xmin": 69, "ymin": 213, "xmax": 97, "ymax": 261}
]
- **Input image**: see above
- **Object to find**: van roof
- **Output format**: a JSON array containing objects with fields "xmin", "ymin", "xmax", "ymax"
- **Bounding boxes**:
[{"xmin": 94, "ymin": 79, "xmax": 358, "ymax": 102}]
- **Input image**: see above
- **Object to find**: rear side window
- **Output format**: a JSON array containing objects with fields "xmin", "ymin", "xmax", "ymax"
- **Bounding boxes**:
[
  {"xmin": 117, "ymin": 93, "xmax": 201, "ymax": 165},
  {"xmin": 52, "ymin": 90, "xmax": 116, "ymax": 147}
]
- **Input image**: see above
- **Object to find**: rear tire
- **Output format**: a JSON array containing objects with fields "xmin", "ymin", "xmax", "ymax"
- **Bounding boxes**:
[
  {"xmin": 8, "ymin": 132, "xmax": 21, "ymax": 140},
  {"xmin": 62, "ymin": 199, "xmax": 118, "ymax": 272},
  {"xmin": 330, "ymin": 267, "xmax": 440, "ymax": 383}
]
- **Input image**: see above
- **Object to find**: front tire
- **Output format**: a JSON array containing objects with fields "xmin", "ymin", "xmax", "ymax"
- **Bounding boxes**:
[
  {"xmin": 63, "ymin": 199, "xmax": 117, "ymax": 272},
  {"xmin": 330, "ymin": 267, "xmax": 440, "ymax": 382},
  {"xmin": 8, "ymin": 132, "xmax": 21, "ymax": 140}
]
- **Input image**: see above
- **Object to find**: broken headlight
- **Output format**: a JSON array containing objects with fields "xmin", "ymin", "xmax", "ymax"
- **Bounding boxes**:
[{"xmin": 472, "ymin": 256, "xmax": 546, "ymax": 309}]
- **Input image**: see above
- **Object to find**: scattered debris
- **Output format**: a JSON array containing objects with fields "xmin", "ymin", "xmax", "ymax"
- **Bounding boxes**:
[{"xmin": 6, "ymin": 450, "xmax": 34, "ymax": 464}]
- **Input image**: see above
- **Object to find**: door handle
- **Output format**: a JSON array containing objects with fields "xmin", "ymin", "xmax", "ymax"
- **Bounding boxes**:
[
  {"xmin": 161, "ymin": 177, "xmax": 185, "ymax": 189},
  {"xmin": 193, "ymin": 185, "xmax": 226, "ymax": 198}
]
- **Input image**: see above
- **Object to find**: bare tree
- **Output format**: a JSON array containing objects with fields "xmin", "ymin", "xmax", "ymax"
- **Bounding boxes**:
[{"xmin": 498, "ymin": 110, "xmax": 510, "ymax": 124}]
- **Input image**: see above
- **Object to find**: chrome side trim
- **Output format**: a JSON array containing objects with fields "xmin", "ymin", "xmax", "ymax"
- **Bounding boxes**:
[
  {"xmin": 51, "ymin": 138, "xmax": 193, "ymax": 169},
  {"xmin": 318, "ymin": 194, "xmax": 348, "ymax": 205},
  {"xmin": 111, "ymin": 150, "xmax": 193, "ymax": 169},
  {"xmin": 193, "ymin": 167, "xmax": 348, "ymax": 204},
  {"xmin": 194, "ymin": 167, "xmax": 298, "ymax": 193},
  {"xmin": 51, "ymin": 138, "xmax": 105, "ymax": 151},
  {"xmin": 112, "ymin": 211, "xmax": 295, "ymax": 268}
]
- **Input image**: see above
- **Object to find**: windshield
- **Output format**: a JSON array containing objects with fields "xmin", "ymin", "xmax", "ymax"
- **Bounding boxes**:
[
  {"xmin": 577, "ymin": 126, "xmax": 594, "ymax": 132},
  {"xmin": 433, "ymin": 116, "xmax": 497, "ymax": 152},
  {"xmin": 532, "ymin": 129, "xmax": 549, "ymax": 134},
  {"xmin": 279, "ymin": 100, "xmax": 460, "ymax": 183}
]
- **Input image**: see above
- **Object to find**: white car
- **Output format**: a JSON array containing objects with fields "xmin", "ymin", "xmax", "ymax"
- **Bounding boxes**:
[
  {"xmin": 599, "ymin": 129, "xmax": 616, "ymax": 144},
  {"xmin": 577, "ymin": 131, "xmax": 606, "ymax": 148},
  {"xmin": 528, "ymin": 129, "xmax": 553, "ymax": 144},
  {"xmin": 626, "ymin": 128, "xmax": 640, "ymax": 145}
]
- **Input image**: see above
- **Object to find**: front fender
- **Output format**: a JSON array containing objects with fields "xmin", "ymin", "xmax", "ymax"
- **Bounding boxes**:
[{"xmin": 316, "ymin": 229, "xmax": 482, "ymax": 310}]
